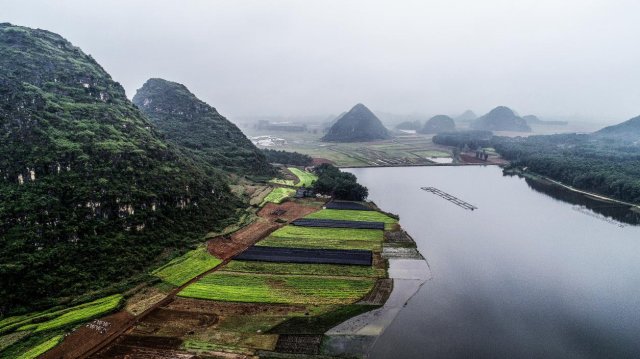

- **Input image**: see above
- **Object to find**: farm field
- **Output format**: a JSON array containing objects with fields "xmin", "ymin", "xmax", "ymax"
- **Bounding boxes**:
[
  {"xmin": 177, "ymin": 272, "xmax": 375, "ymax": 305},
  {"xmin": 260, "ymin": 187, "xmax": 296, "ymax": 206},
  {"xmin": 222, "ymin": 260, "xmax": 385, "ymax": 278},
  {"xmin": 288, "ymin": 167, "xmax": 318, "ymax": 187},
  {"xmin": 1, "ymin": 294, "xmax": 123, "ymax": 335},
  {"xmin": 16, "ymin": 335, "xmax": 63, "ymax": 359},
  {"xmin": 257, "ymin": 226, "xmax": 384, "ymax": 251},
  {"xmin": 244, "ymin": 127, "xmax": 454, "ymax": 167},
  {"xmin": 152, "ymin": 246, "xmax": 223, "ymax": 286},
  {"xmin": 305, "ymin": 209, "xmax": 398, "ymax": 229},
  {"xmin": 269, "ymin": 178, "xmax": 295, "ymax": 186}
]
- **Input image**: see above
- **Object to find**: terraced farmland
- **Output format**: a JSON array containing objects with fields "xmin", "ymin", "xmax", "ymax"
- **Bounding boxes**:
[
  {"xmin": 260, "ymin": 187, "xmax": 296, "ymax": 206},
  {"xmin": 152, "ymin": 246, "xmax": 222, "ymax": 286},
  {"xmin": 178, "ymin": 272, "xmax": 375, "ymax": 305},
  {"xmin": 256, "ymin": 226, "xmax": 384, "ymax": 251},
  {"xmin": 222, "ymin": 260, "xmax": 385, "ymax": 278},
  {"xmin": 305, "ymin": 209, "xmax": 398, "ymax": 229}
]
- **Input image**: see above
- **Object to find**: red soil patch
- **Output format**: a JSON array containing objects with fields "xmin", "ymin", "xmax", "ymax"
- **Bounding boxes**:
[
  {"xmin": 40, "ymin": 311, "xmax": 135, "ymax": 359},
  {"xmin": 312, "ymin": 157, "xmax": 335, "ymax": 165},
  {"xmin": 258, "ymin": 201, "xmax": 321, "ymax": 223},
  {"xmin": 208, "ymin": 220, "xmax": 280, "ymax": 260}
]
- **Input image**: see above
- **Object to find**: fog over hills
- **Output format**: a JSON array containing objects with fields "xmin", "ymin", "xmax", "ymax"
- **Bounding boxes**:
[{"xmin": 3, "ymin": 1, "xmax": 640, "ymax": 123}]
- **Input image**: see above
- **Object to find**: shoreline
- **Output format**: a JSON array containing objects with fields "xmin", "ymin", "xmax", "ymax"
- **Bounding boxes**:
[{"xmin": 505, "ymin": 168, "xmax": 640, "ymax": 209}]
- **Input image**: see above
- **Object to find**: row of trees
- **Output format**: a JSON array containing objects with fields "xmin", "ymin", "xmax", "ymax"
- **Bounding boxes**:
[{"xmin": 261, "ymin": 149, "xmax": 313, "ymax": 166}]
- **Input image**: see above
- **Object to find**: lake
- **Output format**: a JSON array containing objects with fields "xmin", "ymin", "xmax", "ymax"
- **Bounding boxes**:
[{"xmin": 346, "ymin": 166, "xmax": 640, "ymax": 359}]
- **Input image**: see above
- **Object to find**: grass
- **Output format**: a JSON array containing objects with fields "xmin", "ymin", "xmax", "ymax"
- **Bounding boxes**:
[
  {"xmin": 178, "ymin": 272, "xmax": 375, "ymax": 305},
  {"xmin": 269, "ymin": 178, "xmax": 295, "ymax": 186},
  {"xmin": 305, "ymin": 209, "xmax": 398, "ymax": 229},
  {"xmin": 257, "ymin": 226, "xmax": 383, "ymax": 251},
  {"xmin": 1, "ymin": 294, "xmax": 123, "ymax": 335},
  {"xmin": 16, "ymin": 335, "xmax": 63, "ymax": 359},
  {"xmin": 152, "ymin": 246, "xmax": 222, "ymax": 286},
  {"xmin": 222, "ymin": 261, "xmax": 385, "ymax": 278},
  {"xmin": 260, "ymin": 187, "xmax": 296, "ymax": 206},
  {"xmin": 287, "ymin": 167, "xmax": 318, "ymax": 187},
  {"xmin": 17, "ymin": 294, "xmax": 123, "ymax": 333}
]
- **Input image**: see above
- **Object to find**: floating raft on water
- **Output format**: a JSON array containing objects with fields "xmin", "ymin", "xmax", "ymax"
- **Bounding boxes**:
[{"xmin": 421, "ymin": 187, "xmax": 478, "ymax": 211}]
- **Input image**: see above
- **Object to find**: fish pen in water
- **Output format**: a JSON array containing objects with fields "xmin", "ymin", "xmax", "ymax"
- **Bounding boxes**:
[{"xmin": 421, "ymin": 187, "xmax": 478, "ymax": 211}]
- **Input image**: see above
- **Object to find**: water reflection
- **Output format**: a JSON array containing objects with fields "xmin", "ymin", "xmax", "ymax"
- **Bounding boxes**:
[{"xmin": 517, "ymin": 175, "xmax": 640, "ymax": 226}]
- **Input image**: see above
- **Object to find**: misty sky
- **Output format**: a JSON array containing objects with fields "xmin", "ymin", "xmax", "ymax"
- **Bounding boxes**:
[{"xmin": 3, "ymin": 0, "xmax": 640, "ymax": 123}]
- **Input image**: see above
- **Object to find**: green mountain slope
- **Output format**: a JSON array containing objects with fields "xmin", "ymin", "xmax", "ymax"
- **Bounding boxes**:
[
  {"xmin": 132, "ymin": 78, "xmax": 274, "ymax": 175},
  {"xmin": 322, "ymin": 103, "xmax": 390, "ymax": 142},
  {"xmin": 0, "ymin": 23, "xmax": 241, "ymax": 312}
]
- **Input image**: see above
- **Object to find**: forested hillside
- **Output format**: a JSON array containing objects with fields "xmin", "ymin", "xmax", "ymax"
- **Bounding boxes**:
[
  {"xmin": 494, "ymin": 134, "xmax": 640, "ymax": 204},
  {"xmin": 0, "ymin": 24, "xmax": 241, "ymax": 313},
  {"xmin": 133, "ymin": 78, "xmax": 274, "ymax": 175}
]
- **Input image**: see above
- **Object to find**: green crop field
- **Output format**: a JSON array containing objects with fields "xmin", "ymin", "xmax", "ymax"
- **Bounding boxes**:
[
  {"xmin": 288, "ymin": 167, "xmax": 318, "ymax": 187},
  {"xmin": 305, "ymin": 209, "xmax": 398, "ymax": 229},
  {"xmin": 17, "ymin": 294, "xmax": 123, "ymax": 333},
  {"xmin": 256, "ymin": 226, "xmax": 383, "ymax": 250},
  {"xmin": 222, "ymin": 261, "xmax": 385, "ymax": 278},
  {"xmin": 269, "ymin": 178, "xmax": 295, "ymax": 186},
  {"xmin": 260, "ymin": 187, "xmax": 296, "ymax": 206},
  {"xmin": 178, "ymin": 272, "xmax": 375, "ymax": 305},
  {"xmin": 152, "ymin": 246, "xmax": 222, "ymax": 286},
  {"xmin": 16, "ymin": 335, "xmax": 63, "ymax": 359}
]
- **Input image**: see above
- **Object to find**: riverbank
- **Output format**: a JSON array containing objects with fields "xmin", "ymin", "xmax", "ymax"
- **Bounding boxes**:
[{"xmin": 505, "ymin": 167, "xmax": 640, "ymax": 209}]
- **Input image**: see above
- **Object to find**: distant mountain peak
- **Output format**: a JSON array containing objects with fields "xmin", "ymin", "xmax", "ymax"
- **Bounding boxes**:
[
  {"xmin": 471, "ymin": 106, "xmax": 531, "ymax": 132},
  {"xmin": 322, "ymin": 103, "xmax": 391, "ymax": 142},
  {"xmin": 594, "ymin": 115, "xmax": 640, "ymax": 142}
]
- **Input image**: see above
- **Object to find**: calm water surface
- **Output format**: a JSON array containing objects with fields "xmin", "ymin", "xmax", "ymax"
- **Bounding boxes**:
[{"xmin": 347, "ymin": 166, "xmax": 640, "ymax": 359}]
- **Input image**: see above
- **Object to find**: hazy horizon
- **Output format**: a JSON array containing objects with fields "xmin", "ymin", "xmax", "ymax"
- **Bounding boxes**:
[{"xmin": 3, "ymin": 0, "xmax": 640, "ymax": 124}]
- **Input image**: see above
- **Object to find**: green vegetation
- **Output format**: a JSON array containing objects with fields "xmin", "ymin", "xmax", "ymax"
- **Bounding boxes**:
[
  {"xmin": 152, "ymin": 247, "xmax": 222, "ymax": 286},
  {"xmin": 257, "ymin": 225, "xmax": 384, "ymax": 251},
  {"xmin": 0, "ymin": 23, "xmax": 242, "ymax": 313},
  {"xmin": 305, "ymin": 209, "xmax": 398, "ymax": 229},
  {"xmin": 0, "ymin": 294, "xmax": 122, "ymax": 335},
  {"xmin": 16, "ymin": 294, "xmax": 122, "ymax": 333},
  {"xmin": 222, "ymin": 261, "xmax": 384, "ymax": 278},
  {"xmin": 178, "ymin": 272, "xmax": 375, "ymax": 305},
  {"xmin": 312, "ymin": 164, "xmax": 368, "ymax": 200},
  {"xmin": 269, "ymin": 178, "xmax": 296, "ymax": 186},
  {"xmin": 132, "ymin": 78, "xmax": 274, "ymax": 175},
  {"xmin": 261, "ymin": 149, "xmax": 313, "ymax": 166},
  {"xmin": 494, "ymin": 133, "xmax": 640, "ymax": 204},
  {"xmin": 288, "ymin": 167, "xmax": 318, "ymax": 187},
  {"xmin": 260, "ymin": 187, "xmax": 296, "ymax": 206},
  {"xmin": 15, "ymin": 335, "xmax": 63, "ymax": 359}
]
